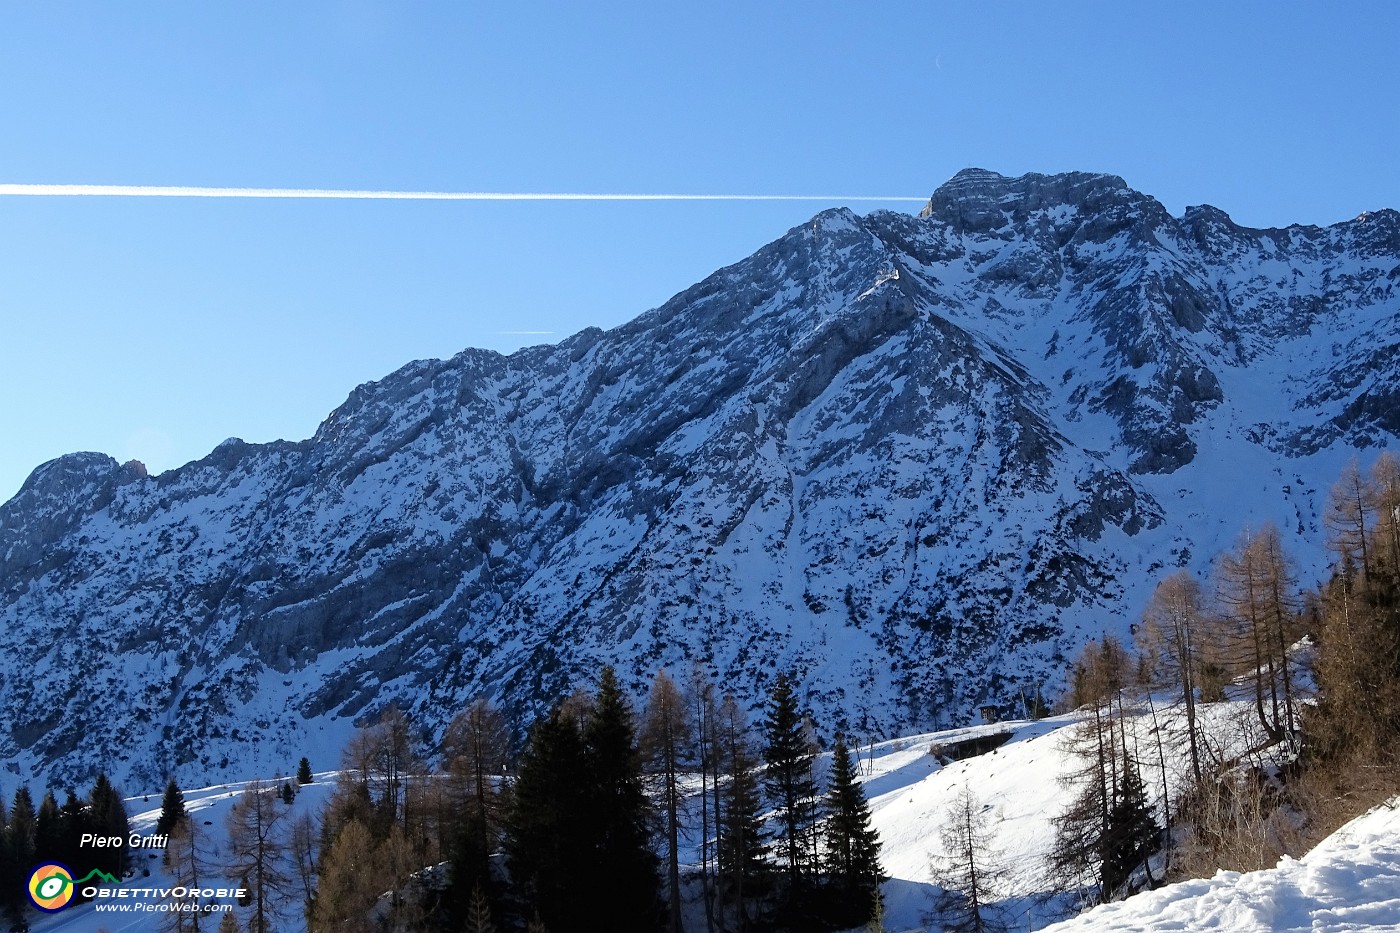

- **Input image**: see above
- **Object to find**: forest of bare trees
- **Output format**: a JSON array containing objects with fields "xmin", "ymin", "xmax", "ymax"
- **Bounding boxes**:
[
  {"xmin": 272, "ymin": 665, "xmax": 882, "ymax": 932},
  {"xmin": 1047, "ymin": 454, "xmax": 1400, "ymax": 915}
]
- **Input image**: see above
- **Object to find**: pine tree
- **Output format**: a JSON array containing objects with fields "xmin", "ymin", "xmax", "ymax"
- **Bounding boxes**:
[
  {"xmin": 762, "ymin": 673, "xmax": 819, "ymax": 890},
  {"xmin": 716, "ymin": 694, "xmax": 764, "ymax": 933},
  {"xmin": 88, "ymin": 773, "xmax": 130, "ymax": 881},
  {"xmin": 506, "ymin": 703, "xmax": 592, "ymax": 929},
  {"xmin": 296, "ymin": 757, "xmax": 313, "ymax": 785},
  {"xmin": 157, "ymin": 778, "xmax": 188, "ymax": 837},
  {"xmin": 583, "ymin": 667, "xmax": 660, "ymax": 933},
  {"xmin": 1098, "ymin": 751, "xmax": 1159, "ymax": 899},
  {"xmin": 506, "ymin": 669, "xmax": 659, "ymax": 932},
  {"xmin": 0, "ymin": 791, "xmax": 14, "ymax": 933},
  {"xmin": 5, "ymin": 787, "xmax": 36, "ymax": 932},
  {"xmin": 217, "ymin": 910, "xmax": 240, "ymax": 933},
  {"xmin": 34, "ymin": 791, "xmax": 62, "ymax": 865},
  {"xmin": 824, "ymin": 735, "xmax": 883, "ymax": 915}
]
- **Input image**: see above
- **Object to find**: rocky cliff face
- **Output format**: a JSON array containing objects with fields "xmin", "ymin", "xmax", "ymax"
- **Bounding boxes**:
[{"xmin": 3, "ymin": 169, "xmax": 1397, "ymax": 790}]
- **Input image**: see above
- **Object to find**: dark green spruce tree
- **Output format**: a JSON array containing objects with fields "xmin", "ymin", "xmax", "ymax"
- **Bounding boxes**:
[
  {"xmin": 823, "ymin": 735, "xmax": 883, "ymax": 922},
  {"xmin": 156, "ymin": 778, "xmax": 188, "ymax": 837},
  {"xmin": 297, "ymin": 757, "xmax": 314, "ymax": 785},
  {"xmin": 506, "ymin": 705, "xmax": 590, "ymax": 929},
  {"xmin": 87, "ymin": 774, "xmax": 130, "ymax": 880},
  {"xmin": 34, "ymin": 792, "xmax": 63, "ymax": 865},
  {"xmin": 716, "ymin": 694, "xmax": 765, "ymax": 931},
  {"xmin": 0, "ymin": 792, "xmax": 12, "ymax": 933},
  {"xmin": 763, "ymin": 673, "xmax": 819, "ymax": 890},
  {"xmin": 582, "ymin": 667, "xmax": 661, "ymax": 932},
  {"xmin": 5, "ymin": 787, "xmax": 36, "ymax": 932},
  {"xmin": 507, "ymin": 668, "xmax": 659, "ymax": 932},
  {"xmin": 33, "ymin": 791, "xmax": 91, "ymax": 897},
  {"xmin": 1098, "ymin": 752, "xmax": 1159, "ymax": 898}
]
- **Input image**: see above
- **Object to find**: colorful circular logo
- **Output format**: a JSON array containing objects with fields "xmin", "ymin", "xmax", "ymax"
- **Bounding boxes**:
[{"xmin": 28, "ymin": 863, "xmax": 75, "ymax": 912}]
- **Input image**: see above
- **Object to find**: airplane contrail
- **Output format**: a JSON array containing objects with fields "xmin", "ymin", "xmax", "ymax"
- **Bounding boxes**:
[{"xmin": 0, "ymin": 183, "xmax": 926, "ymax": 202}]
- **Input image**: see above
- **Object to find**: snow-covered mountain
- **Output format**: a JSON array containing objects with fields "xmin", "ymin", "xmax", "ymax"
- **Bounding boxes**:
[{"xmin": 2, "ymin": 169, "xmax": 1397, "ymax": 790}]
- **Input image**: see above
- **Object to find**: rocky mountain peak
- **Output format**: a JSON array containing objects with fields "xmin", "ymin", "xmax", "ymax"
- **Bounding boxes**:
[
  {"xmin": 1, "ymin": 169, "xmax": 1397, "ymax": 790},
  {"xmin": 919, "ymin": 167, "xmax": 1140, "ymax": 229}
]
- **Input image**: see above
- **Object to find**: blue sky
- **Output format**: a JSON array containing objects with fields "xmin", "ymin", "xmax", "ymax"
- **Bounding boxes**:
[{"xmin": 2, "ymin": 2, "xmax": 1397, "ymax": 501}]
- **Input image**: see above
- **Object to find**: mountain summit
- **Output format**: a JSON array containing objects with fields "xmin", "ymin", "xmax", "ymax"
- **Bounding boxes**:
[{"xmin": 2, "ymin": 170, "xmax": 1397, "ymax": 788}]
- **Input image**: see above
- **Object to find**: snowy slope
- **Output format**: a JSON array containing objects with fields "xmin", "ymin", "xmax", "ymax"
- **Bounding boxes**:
[
  {"xmin": 28, "ymin": 775, "xmax": 338, "ymax": 933},
  {"xmin": 844, "ymin": 702, "xmax": 1396, "ymax": 932},
  {"xmin": 1, "ymin": 169, "xmax": 1397, "ymax": 790},
  {"xmin": 18, "ymin": 706, "xmax": 1400, "ymax": 933},
  {"xmin": 1038, "ymin": 801, "xmax": 1400, "ymax": 933},
  {"xmin": 858, "ymin": 718, "xmax": 1080, "ymax": 930}
]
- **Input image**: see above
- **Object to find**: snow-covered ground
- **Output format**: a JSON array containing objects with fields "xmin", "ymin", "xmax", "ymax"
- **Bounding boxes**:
[
  {"xmin": 29, "ymin": 775, "xmax": 337, "ymax": 933},
  {"xmin": 1040, "ymin": 800, "xmax": 1400, "ymax": 933},
  {"xmin": 857, "ymin": 717, "xmax": 1080, "ymax": 930},
  {"xmin": 21, "ymin": 699, "xmax": 1400, "ymax": 932},
  {"xmin": 826, "ymin": 695, "xmax": 1397, "ymax": 932}
]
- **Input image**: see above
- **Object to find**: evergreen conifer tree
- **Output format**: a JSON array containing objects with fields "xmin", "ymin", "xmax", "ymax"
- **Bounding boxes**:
[
  {"xmin": 59, "ymin": 790, "xmax": 89, "ymax": 872},
  {"xmin": 34, "ymin": 791, "xmax": 62, "ymax": 865},
  {"xmin": 716, "ymin": 694, "xmax": 764, "ymax": 932},
  {"xmin": 824, "ymin": 735, "xmax": 883, "ymax": 915},
  {"xmin": 506, "ymin": 703, "xmax": 591, "ymax": 929},
  {"xmin": 88, "ymin": 773, "xmax": 130, "ymax": 880},
  {"xmin": 506, "ymin": 668, "xmax": 659, "ymax": 932},
  {"xmin": 4, "ymin": 788, "xmax": 35, "ymax": 933},
  {"xmin": 762, "ymin": 673, "xmax": 819, "ymax": 889},
  {"xmin": 466, "ymin": 883, "xmax": 497, "ymax": 933},
  {"xmin": 0, "ymin": 792, "xmax": 15, "ymax": 933},
  {"xmin": 1098, "ymin": 753, "xmax": 1159, "ymax": 898},
  {"xmin": 157, "ymin": 778, "xmax": 188, "ymax": 837},
  {"xmin": 582, "ymin": 667, "xmax": 660, "ymax": 932},
  {"xmin": 296, "ymin": 757, "xmax": 314, "ymax": 785}
]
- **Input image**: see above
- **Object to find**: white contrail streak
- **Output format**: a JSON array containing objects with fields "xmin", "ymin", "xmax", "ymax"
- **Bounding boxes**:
[{"xmin": 0, "ymin": 183, "xmax": 926, "ymax": 202}]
